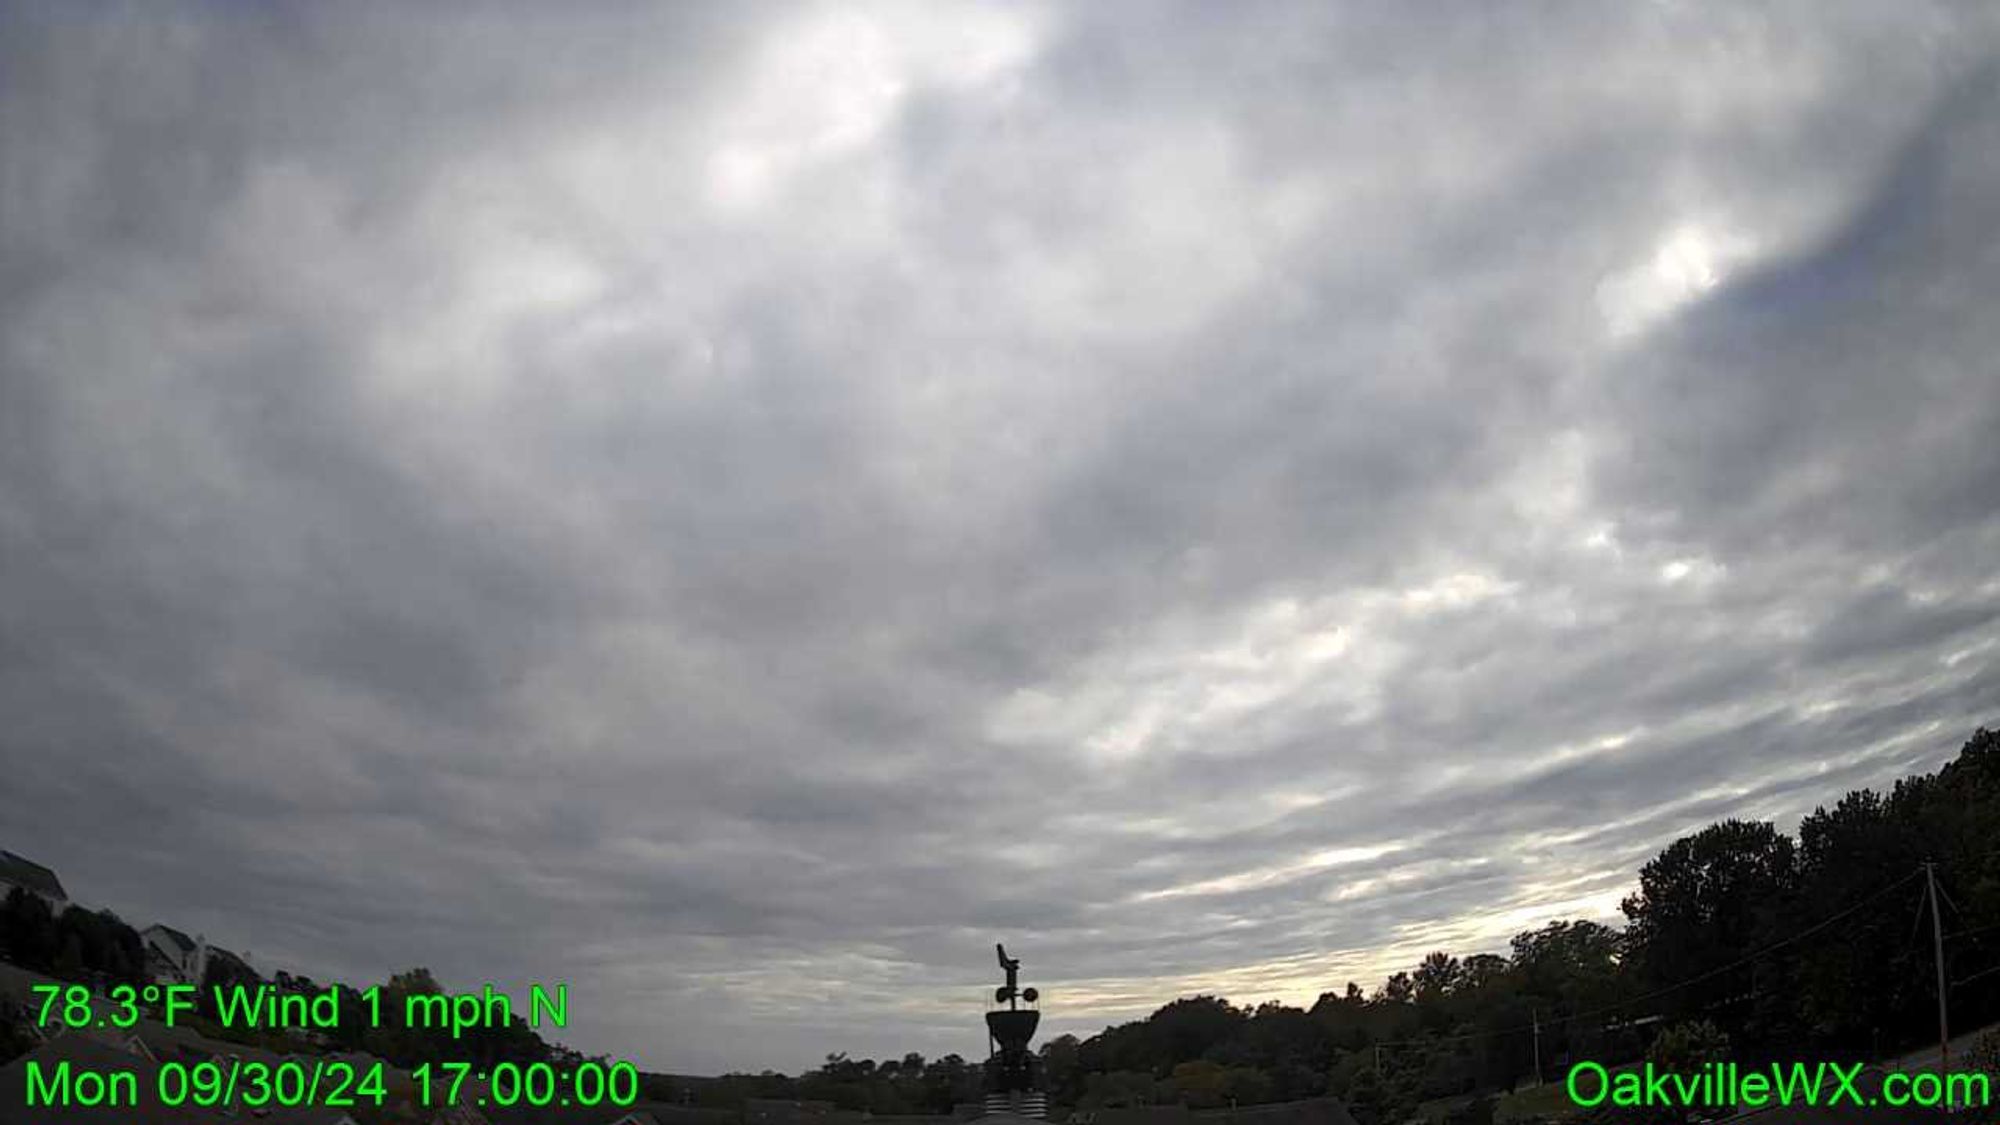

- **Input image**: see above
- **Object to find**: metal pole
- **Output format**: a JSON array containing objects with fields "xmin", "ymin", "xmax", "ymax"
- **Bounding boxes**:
[
  {"xmin": 1926, "ymin": 863, "xmax": 1951, "ymax": 1108},
  {"xmin": 1532, "ymin": 1008, "xmax": 1543, "ymax": 1088}
]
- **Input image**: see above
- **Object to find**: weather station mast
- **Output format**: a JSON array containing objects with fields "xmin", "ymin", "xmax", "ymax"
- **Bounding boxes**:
[{"xmin": 983, "ymin": 943, "xmax": 1047, "ymax": 1119}]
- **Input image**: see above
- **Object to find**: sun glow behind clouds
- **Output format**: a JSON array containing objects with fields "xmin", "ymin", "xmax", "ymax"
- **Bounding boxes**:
[
  {"xmin": 1596, "ymin": 221, "xmax": 1760, "ymax": 338},
  {"xmin": 704, "ymin": 3, "xmax": 1042, "ymax": 210}
]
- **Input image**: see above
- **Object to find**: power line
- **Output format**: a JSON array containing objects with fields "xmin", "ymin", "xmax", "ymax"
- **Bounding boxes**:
[
  {"xmin": 1945, "ymin": 919, "xmax": 2000, "ymax": 943},
  {"xmin": 1933, "ymin": 876, "xmax": 1963, "ymax": 921},
  {"xmin": 1951, "ymin": 963, "xmax": 2000, "ymax": 988},
  {"xmin": 1563, "ymin": 868, "xmax": 1926, "ymax": 1029},
  {"xmin": 1371, "ymin": 868, "xmax": 1926, "ymax": 1052},
  {"xmin": 1906, "ymin": 879, "xmax": 1931, "ymax": 948}
]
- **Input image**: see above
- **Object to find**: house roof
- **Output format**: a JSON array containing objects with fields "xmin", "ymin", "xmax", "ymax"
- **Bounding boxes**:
[
  {"xmin": 208, "ymin": 945, "xmax": 249, "ymax": 969},
  {"xmin": 143, "ymin": 923, "xmax": 198, "ymax": 953},
  {"xmin": 0, "ymin": 849, "xmax": 65, "ymax": 900}
]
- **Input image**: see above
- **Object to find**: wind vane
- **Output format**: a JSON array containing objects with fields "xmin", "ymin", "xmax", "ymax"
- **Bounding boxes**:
[{"xmin": 994, "ymin": 943, "xmax": 1038, "ymax": 1009}]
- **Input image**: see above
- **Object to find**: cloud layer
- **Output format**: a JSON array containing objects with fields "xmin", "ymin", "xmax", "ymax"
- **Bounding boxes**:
[{"xmin": 3, "ymin": 1, "xmax": 1998, "ymax": 1073}]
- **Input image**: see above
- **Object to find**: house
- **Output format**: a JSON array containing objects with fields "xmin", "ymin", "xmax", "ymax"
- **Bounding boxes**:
[
  {"xmin": 141, "ymin": 923, "xmax": 201, "ymax": 984},
  {"xmin": 139, "ymin": 924, "xmax": 255, "ymax": 987},
  {"xmin": 0, "ymin": 849, "xmax": 67, "ymax": 910},
  {"xmin": 204, "ymin": 943, "xmax": 256, "ymax": 982}
]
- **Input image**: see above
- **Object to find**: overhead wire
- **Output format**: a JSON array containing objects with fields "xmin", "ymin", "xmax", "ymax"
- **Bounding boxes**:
[{"xmin": 1371, "ymin": 868, "xmax": 1926, "ymax": 1053}]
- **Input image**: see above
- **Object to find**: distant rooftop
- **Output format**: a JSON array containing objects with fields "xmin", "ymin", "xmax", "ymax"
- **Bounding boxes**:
[
  {"xmin": 0, "ymin": 849, "xmax": 65, "ymax": 900},
  {"xmin": 144, "ymin": 923, "xmax": 198, "ymax": 953}
]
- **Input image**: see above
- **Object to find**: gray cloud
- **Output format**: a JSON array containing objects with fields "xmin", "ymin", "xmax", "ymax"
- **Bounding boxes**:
[{"xmin": 2, "ymin": 0, "xmax": 1998, "ymax": 1075}]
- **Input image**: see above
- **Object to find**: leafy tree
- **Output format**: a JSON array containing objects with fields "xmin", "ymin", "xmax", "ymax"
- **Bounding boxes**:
[
  {"xmin": 1460, "ymin": 954, "xmax": 1511, "ymax": 993},
  {"xmin": 1310, "ymin": 983, "xmax": 1374, "ymax": 1052},
  {"xmin": 918, "ymin": 1052, "xmax": 978, "ymax": 1113},
  {"xmin": 1509, "ymin": 921, "xmax": 1620, "ymax": 1006},
  {"xmin": 1621, "ymin": 820, "xmax": 1798, "ymax": 1030},
  {"xmin": 1474, "ymin": 993, "xmax": 1536, "ymax": 1093},
  {"xmin": 1221, "ymin": 1064, "xmax": 1274, "ymax": 1106},
  {"xmin": 1041, "ymin": 1033, "xmax": 1085, "ymax": 1106},
  {"xmin": 354, "ymin": 967, "xmax": 553, "ymax": 1069},
  {"xmin": 1414, "ymin": 952, "xmax": 1463, "ymax": 1004},
  {"xmin": 385, "ymin": 966, "xmax": 443, "ymax": 996},
  {"xmin": 1791, "ymin": 788, "xmax": 1925, "ymax": 1049},
  {"xmin": 53, "ymin": 932, "xmax": 85, "ymax": 979},
  {"xmin": 49, "ymin": 908, "xmax": 145, "ymax": 986},
  {"xmin": 1644, "ymin": 1021, "xmax": 1730, "ymax": 1124},
  {"xmin": 1241, "ymin": 1000, "xmax": 1328, "ymax": 1075},
  {"xmin": 0, "ymin": 888, "xmax": 57, "ymax": 970},
  {"xmin": 1339, "ymin": 1060, "xmax": 1415, "ymax": 1125},
  {"xmin": 1082, "ymin": 1068, "xmax": 1160, "ymax": 1108},
  {"xmin": 1413, "ymin": 951, "xmax": 1464, "ymax": 1032},
  {"xmin": 1170, "ymin": 1059, "xmax": 1230, "ymax": 1107},
  {"xmin": 1149, "ymin": 995, "xmax": 1247, "ymax": 1065},
  {"xmin": 1375, "ymin": 971, "xmax": 1415, "ymax": 1006}
]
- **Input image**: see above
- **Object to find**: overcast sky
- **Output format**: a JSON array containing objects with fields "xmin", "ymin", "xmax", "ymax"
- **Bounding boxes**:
[{"xmin": 3, "ymin": 0, "xmax": 1999, "ymax": 1076}]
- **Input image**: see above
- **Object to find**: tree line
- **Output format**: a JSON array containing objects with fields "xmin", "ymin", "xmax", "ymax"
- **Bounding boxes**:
[{"xmin": 674, "ymin": 728, "xmax": 2000, "ymax": 1123}]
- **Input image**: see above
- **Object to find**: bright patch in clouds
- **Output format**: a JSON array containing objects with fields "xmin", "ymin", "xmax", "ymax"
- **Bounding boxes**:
[
  {"xmin": 706, "ymin": 3, "xmax": 1041, "ymax": 209},
  {"xmin": 1597, "ymin": 221, "xmax": 1761, "ymax": 338}
]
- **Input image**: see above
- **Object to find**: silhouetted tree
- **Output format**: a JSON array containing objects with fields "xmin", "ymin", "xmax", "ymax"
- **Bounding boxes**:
[{"xmin": 1621, "ymin": 819, "xmax": 1798, "ymax": 1029}]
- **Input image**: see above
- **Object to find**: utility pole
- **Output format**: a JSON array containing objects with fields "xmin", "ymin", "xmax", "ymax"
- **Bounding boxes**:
[
  {"xmin": 1926, "ymin": 862, "xmax": 1951, "ymax": 1108},
  {"xmin": 1532, "ymin": 1008, "xmax": 1544, "ymax": 1089}
]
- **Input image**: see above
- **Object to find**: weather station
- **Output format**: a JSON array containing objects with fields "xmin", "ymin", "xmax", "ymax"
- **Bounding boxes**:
[{"xmin": 983, "ymin": 943, "xmax": 1048, "ymax": 1120}]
